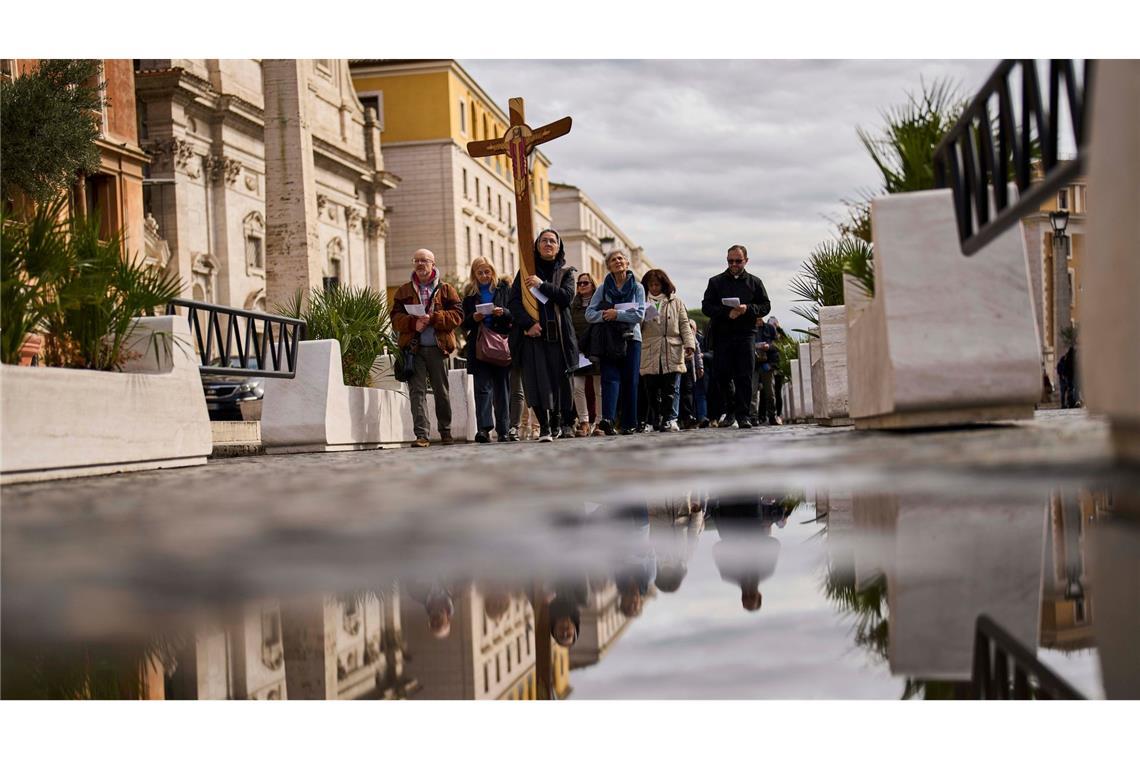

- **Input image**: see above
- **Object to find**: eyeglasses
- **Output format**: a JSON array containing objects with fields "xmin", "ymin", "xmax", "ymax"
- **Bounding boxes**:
[{"xmin": 413, "ymin": 259, "xmax": 433, "ymax": 264}]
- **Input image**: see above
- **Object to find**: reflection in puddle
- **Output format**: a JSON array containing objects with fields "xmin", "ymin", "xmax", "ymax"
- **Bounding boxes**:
[{"xmin": 2, "ymin": 485, "xmax": 1137, "ymax": 699}]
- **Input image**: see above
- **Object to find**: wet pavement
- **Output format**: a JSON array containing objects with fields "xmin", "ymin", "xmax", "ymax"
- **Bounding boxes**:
[{"xmin": 2, "ymin": 409, "xmax": 1137, "ymax": 699}]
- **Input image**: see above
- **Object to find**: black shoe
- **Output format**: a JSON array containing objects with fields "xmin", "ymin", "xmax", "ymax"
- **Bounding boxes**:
[
  {"xmin": 598, "ymin": 418, "xmax": 616, "ymax": 436},
  {"xmin": 739, "ymin": 419, "xmax": 753, "ymax": 429},
  {"xmin": 698, "ymin": 418, "xmax": 710, "ymax": 429},
  {"xmin": 475, "ymin": 431, "xmax": 491, "ymax": 443},
  {"xmin": 620, "ymin": 427, "xmax": 635, "ymax": 435},
  {"xmin": 538, "ymin": 425, "xmax": 553, "ymax": 442},
  {"xmin": 507, "ymin": 427, "xmax": 520, "ymax": 441}
]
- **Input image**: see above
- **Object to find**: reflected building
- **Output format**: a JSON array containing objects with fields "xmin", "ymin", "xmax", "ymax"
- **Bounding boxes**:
[
  {"xmin": 1040, "ymin": 490, "xmax": 1111, "ymax": 651},
  {"xmin": 401, "ymin": 586, "xmax": 537, "ymax": 700},
  {"xmin": 569, "ymin": 580, "xmax": 635, "ymax": 671}
]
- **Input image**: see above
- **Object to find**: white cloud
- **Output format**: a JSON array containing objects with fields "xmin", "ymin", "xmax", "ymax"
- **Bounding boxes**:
[{"xmin": 461, "ymin": 59, "xmax": 996, "ymax": 334}]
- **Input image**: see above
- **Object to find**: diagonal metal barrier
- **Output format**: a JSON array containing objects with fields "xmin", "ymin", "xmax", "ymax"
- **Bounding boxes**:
[
  {"xmin": 934, "ymin": 59, "xmax": 1095, "ymax": 256},
  {"xmin": 166, "ymin": 298, "xmax": 306, "ymax": 378},
  {"xmin": 971, "ymin": 614, "xmax": 1085, "ymax": 699}
]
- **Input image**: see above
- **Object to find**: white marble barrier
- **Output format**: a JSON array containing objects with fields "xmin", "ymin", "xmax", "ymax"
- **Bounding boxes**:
[
  {"xmin": 845, "ymin": 188, "xmax": 1041, "ymax": 429},
  {"xmin": 812, "ymin": 306, "xmax": 851, "ymax": 426},
  {"xmin": 789, "ymin": 359, "xmax": 802, "ymax": 422},
  {"xmin": 0, "ymin": 316, "xmax": 212, "ymax": 484},
  {"xmin": 886, "ymin": 496, "xmax": 1046, "ymax": 681},
  {"xmin": 261, "ymin": 340, "xmax": 476, "ymax": 452},
  {"xmin": 1082, "ymin": 60, "xmax": 1140, "ymax": 463},
  {"xmin": 797, "ymin": 343, "xmax": 814, "ymax": 419}
]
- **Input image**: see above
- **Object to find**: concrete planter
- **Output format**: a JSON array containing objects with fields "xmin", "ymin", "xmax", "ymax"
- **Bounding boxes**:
[
  {"xmin": 845, "ymin": 188, "xmax": 1041, "ymax": 430},
  {"xmin": 797, "ymin": 342, "xmax": 815, "ymax": 420},
  {"xmin": 811, "ymin": 306, "xmax": 852, "ymax": 426},
  {"xmin": 789, "ymin": 359, "xmax": 802, "ymax": 422},
  {"xmin": 260, "ymin": 340, "xmax": 476, "ymax": 453},
  {"xmin": 0, "ymin": 316, "xmax": 212, "ymax": 484},
  {"xmin": 1082, "ymin": 61, "xmax": 1140, "ymax": 463}
]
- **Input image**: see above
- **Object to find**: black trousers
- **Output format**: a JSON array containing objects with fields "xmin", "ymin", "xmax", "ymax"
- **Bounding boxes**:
[
  {"xmin": 714, "ymin": 335, "xmax": 756, "ymax": 420},
  {"xmin": 679, "ymin": 363, "xmax": 696, "ymax": 422},
  {"xmin": 643, "ymin": 372, "xmax": 678, "ymax": 427}
]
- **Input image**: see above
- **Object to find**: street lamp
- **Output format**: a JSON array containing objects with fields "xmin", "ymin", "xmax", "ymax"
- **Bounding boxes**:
[
  {"xmin": 1050, "ymin": 210, "xmax": 1070, "ymax": 238},
  {"xmin": 1049, "ymin": 209, "xmax": 1073, "ymax": 365}
]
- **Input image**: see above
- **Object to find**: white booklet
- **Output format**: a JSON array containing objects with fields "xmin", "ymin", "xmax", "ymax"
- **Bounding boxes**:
[
  {"xmin": 614, "ymin": 301, "xmax": 639, "ymax": 312},
  {"xmin": 721, "ymin": 297, "xmax": 741, "ymax": 307},
  {"xmin": 576, "ymin": 353, "xmax": 593, "ymax": 369},
  {"xmin": 405, "ymin": 303, "xmax": 427, "ymax": 317},
  {"xmin": 474, "ymin": 302, "xmax": 495, "ymax": 315},
  {"xmin": 529, "ymin": 286, "xmax": 549, "ymax": 304},
  {"xmin": 644, "ymin": 303, "xmax": 660, "ymax": 321}
]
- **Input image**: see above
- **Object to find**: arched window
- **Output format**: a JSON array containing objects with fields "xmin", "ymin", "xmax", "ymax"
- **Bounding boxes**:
[
  {"xmin": 326, "ymin": 238, "xmax": 344, "ymax": 289},
  {"xmin": 243, "ymin": 211, "xmax": 265, "ymax": 273}
]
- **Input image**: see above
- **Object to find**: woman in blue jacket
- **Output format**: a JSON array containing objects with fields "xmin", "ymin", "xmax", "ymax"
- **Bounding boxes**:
[{"xmin": 586, "ymin": 249, "xmax": 646, "ymax": 435}]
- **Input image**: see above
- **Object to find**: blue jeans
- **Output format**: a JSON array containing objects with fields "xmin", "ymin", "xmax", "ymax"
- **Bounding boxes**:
[
  {"xmin": 694, "ymin": 370, "xmax": 708, "ymax": 420},
  {"xmin": 472, "ymin": 361, "xmax": 511, "ymax": 437},
  {"xmin": 672, "ymin": 372, "xmax": 682, "ymax": 419},
  {"xmin": 601, "ymin": 340, "xmax": 642, "ymax": 430}
]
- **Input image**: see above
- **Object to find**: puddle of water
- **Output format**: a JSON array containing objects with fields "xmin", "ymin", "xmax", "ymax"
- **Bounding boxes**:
[{"xmin": 2, "ymin": 482, "xmax": 1136, "ymax": 699}]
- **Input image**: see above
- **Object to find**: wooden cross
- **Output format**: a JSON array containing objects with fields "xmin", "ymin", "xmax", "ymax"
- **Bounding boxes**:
[{"xmin": 467, "ymin": 97, "xmax": 572, "ymax": 320}]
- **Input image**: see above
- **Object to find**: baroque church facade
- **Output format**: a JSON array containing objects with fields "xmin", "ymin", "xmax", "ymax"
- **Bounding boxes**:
[{"xmin": 134, "ymin": 59, "xmax": 398, "ymax": 312}]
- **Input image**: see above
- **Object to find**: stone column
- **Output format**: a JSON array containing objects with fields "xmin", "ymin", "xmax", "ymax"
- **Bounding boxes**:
[
  {"xmin": 280, "ymin": 596, "xmax": 338, "ymax": 700},
  {"xmin": 262, "ymin": 59, "xmax": 322, "ymax": 304}
]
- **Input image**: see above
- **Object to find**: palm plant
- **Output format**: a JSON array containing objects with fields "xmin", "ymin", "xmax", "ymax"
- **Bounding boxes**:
[
  {"xmin": 856, "ymin": 77, "xmax": 966, "ymax": 196},
  {"xmin": 1, "ymin": 196, "xmax": 182, "ymax": 369},
  {"xmin": 788, "ymin": 238, "xmax": 874, "ymax": 337},
  {"xmin": 276, "ymin": 285, "xmax": 399, "ymax": 387}
]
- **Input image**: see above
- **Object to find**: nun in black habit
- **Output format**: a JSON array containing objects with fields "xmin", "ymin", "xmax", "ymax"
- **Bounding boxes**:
[{"xmin": 508, "ymin": 228, "xmax": 579, "ymax": 441}]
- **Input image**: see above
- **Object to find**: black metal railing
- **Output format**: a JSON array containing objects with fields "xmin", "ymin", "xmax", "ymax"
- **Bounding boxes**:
[
  {"xmin": 971, "ymin": 615, "xmax": 1084, "ymax": 699},
  {"xmin": 166, "ymin": 298, "xmax": 306, "ymax": 378},
  {"xmin": 934, "ymin": 59, "xmax": 1094, "ymax": 256}
]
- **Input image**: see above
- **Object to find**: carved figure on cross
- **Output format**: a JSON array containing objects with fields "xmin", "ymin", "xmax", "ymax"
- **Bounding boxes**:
[{"xmin": 467, "ymin": 97, "xmax": 572, "ymax": 319}]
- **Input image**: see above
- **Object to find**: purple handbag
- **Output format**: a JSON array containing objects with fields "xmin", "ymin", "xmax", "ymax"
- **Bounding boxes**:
[{"xmin": 476, "ymin": 324, "xmax": 512, "ymax": 367}]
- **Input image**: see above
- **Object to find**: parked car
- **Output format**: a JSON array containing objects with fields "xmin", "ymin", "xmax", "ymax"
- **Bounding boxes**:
[{"xmin": 202, "ymin": 358, "xmax": 264, "ymax": 420}]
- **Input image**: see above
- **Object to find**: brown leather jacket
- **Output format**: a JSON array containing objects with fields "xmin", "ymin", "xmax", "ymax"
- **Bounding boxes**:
[{"xmin": 392, "ymin": 278, "xmax": 464, "ymax": 353}]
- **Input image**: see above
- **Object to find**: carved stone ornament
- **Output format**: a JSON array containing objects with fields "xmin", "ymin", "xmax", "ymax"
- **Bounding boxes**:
[
  {"xmin": 145, "ymin": 137, "xmax": 198, "ymax": 174},
  {"xmin": 205, "ymin": 154, "xmax": 243, "ymax": 185},
  {"xmin": 244, "ymin": 173, "xmax": 258, "ymax": 193},
  {"xmin": 316, "ymin": 194, "xmax": 329, "ymax": 215},
  {"xmin": 345, "ymin": 207, "xmax": 362, "ymax": 231},
  {"xmin": 363, "ymin": 216, "xmax": 389, "ymax": 240}
]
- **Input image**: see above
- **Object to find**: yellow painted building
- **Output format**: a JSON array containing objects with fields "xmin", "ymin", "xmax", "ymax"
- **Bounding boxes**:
[
  {"xmin": 349, "ymin": 60, "xmax": 553, "ymax": 299},
  {"xmin": 1021, "ymin": 165, "xmax": 1088, "ymax": 383}
]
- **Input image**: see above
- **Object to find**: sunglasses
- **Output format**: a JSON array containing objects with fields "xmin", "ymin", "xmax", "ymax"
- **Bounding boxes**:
[
  {"xmin": 727, "ymin": 258, "xmax": 745, "ymax": 264},
  {"xmin": 577, "ymin": 281, "xmax": 591, "ymax": 287}
]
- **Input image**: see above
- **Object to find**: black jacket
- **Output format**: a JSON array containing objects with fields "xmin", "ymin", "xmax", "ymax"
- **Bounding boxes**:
[
  {"xmin": 701, "ymin": 269, "xmax": 771, "ymax": 343},
  {"xmin": 462, "ymin": 280, "xmax": 514, "ymax": 366},
  {"xmin": 508, "ymin": 262, "xmax": 579, "ymax": 370}
]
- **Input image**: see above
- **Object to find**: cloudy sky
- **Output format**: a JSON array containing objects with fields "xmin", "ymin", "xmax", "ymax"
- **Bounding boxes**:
[{"xmin": 462, "ymin": 60, "xmax": 997, "ymax": 335}]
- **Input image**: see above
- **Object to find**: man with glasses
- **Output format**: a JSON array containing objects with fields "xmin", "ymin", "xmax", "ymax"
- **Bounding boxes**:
[
  {"xmin": 701, "ymin": 244, "xmax": 771, "ymax": 429},
  {"xmin": 392, "ymin": 248, "xmax": 464, "ymax": 447}
]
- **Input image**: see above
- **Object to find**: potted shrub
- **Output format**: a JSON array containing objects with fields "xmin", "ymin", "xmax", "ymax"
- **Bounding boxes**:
[
  {"xmin": 788, "ymin": 238, "xmax": 871, "ymax": 426},
  {"xmin": 1, "ymin": 197, "xmax": 210, "ymax": 483}
]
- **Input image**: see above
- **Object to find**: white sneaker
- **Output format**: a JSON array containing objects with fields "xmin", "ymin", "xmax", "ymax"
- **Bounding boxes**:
[
  {"xmin": 665, "ymin": 420, "xmax": 681, "ymax": 432},
  {"xmin": 538, "ymin": 432, "xmax": 553, "ymax": 442},
  {"xmin": 730, "ymin": 420, "xmax": 740, "ymax": 429}
]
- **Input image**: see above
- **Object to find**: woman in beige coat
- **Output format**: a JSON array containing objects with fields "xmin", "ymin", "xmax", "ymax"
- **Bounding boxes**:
[{"xmin": 639, "ymin": 269, "xmax": 695, "ymax": 432}]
